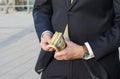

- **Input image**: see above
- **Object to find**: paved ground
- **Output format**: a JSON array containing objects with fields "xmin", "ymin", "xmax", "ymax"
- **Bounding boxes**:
[
  {"xmin": 0, "ymin": 12, "xmax": 119, "ymax": 79},
  {"xmin": 0, "ymin": 12, "xmax": 41, "ymax": 79}
]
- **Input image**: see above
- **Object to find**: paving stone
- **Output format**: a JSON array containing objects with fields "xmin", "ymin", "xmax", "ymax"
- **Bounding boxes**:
[{"xmin": 0, "ymin": 13, "xmax": 41, "ymax": 79}]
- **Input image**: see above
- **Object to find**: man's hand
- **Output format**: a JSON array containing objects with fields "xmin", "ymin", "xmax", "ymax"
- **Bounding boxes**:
[
  {"xmin": 40, "ymin": 32, "xmax": 55, "ymax": 52},
  {"xmin": 54, "ymin": 41, "xmax": 88, "ymax": 60}
]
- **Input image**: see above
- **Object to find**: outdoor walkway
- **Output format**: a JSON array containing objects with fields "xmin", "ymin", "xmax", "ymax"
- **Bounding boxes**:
[{"xmin": 0, "ymin": 12, "xmax": 41, "ymax": 79}]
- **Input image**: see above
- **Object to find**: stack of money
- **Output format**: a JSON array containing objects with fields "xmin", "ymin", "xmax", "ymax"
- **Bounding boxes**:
[{"xmin": 49, "ymin": 32, "xmax": 66, "ymax": 51}]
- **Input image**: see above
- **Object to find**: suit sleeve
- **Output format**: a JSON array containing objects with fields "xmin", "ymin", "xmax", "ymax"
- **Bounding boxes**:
[
  {"xmin": 88, "ymin": 0, "xmax": 120, "ymax": 60},
  {"xmin": 33, "ymin": 0, "xmax": 54, "ymax": 42}
]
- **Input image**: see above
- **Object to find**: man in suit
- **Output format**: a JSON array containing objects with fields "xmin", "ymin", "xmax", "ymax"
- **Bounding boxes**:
[{"xmin": 33, "ymin": 0, "xmax": 120, "ymax": 79}]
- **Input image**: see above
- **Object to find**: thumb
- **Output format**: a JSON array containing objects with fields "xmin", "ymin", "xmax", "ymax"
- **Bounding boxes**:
[{"xmin": 47, "ymin": 35, "xmax": 52, "ymax": 42}]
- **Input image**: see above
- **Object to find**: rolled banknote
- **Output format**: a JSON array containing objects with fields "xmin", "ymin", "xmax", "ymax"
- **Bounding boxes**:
[{"xmin": 49, "ymin": 32, "xmax": 67, "ymax": 51}]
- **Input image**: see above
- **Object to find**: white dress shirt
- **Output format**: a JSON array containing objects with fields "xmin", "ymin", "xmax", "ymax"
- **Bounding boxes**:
[{"xmin": 71, "ymin": 0, "xmax": 73, "ymax": 3}]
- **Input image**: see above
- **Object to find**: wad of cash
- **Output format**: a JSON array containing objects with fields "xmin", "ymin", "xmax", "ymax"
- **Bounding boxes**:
[{"xmin": 49, "ymin": 32, "xmax": 67, "ymax": 51}]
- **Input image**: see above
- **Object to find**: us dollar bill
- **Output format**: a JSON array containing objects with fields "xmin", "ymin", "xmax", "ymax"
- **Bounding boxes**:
[{"xmin": 49, "ymin": 32, "xmax": 66, "ymax": 51}]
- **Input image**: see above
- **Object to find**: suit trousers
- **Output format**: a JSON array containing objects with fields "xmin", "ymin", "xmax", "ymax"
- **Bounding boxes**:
[{"xmin": 41, "ymin": 58, "xmax": 92, "ymax": 79}]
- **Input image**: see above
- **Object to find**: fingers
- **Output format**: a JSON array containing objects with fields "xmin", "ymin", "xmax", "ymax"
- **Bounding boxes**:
[
  {"xmin": 54, "ymin": 52, "xmax": 65, "ymax": 60},
  {"xmin": 53, "ymin": 41, "xmax": 70, "ymax": 60},
  {"xmin": 47, "ymin": 46, "xmax": 55, "ymax": 52},
  {"xmin": 40, "ymin": 40, "xmax": 55, "ymax": 51},
  {"xmin": 40, "ymin": 33, "xmax": 55, "ymax": 52},
  {"xmin": 54, "ymin": 52, "xmax": 63, "ymax": 58},
  {"xmin": 40, "ymin": 41, "xmax": 49, "ymax": 51},
  {"xmin": 54, "ymin": 49, "xmax": 69, "ymax": 60}
]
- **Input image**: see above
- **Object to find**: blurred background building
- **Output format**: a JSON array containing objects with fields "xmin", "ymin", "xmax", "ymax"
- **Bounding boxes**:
[{"xmin": 0, "ymin": 0, "xmax": 34, "ymax": 13}]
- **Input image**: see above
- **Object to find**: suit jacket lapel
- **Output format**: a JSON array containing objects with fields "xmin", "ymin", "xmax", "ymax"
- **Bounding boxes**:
[
  {"xmin": 69, "ymin": 0, "xmax": 78, "ymax": 10},
  {"xmin": 64, "ymin": 0, "xmax": 70, "ymax": 9},
  {"xmin": 64, "ymin": 0, "xmax": 78, "ymax": 10}
]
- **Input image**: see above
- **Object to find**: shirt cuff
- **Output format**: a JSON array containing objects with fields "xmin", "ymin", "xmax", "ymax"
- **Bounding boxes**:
[
  {"xmin": 41, "ymin": 30, "xmax": 53, "ymax": 39},
  {"xmin": 83, "ymin": 42, "xmax": 95, "ymax": 60}
]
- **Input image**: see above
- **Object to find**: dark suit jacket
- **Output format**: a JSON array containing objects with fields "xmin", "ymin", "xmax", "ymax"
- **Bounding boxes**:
[{"xmin": 33, "ymin": 0, "xmax": 120, "ymax": 78}]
